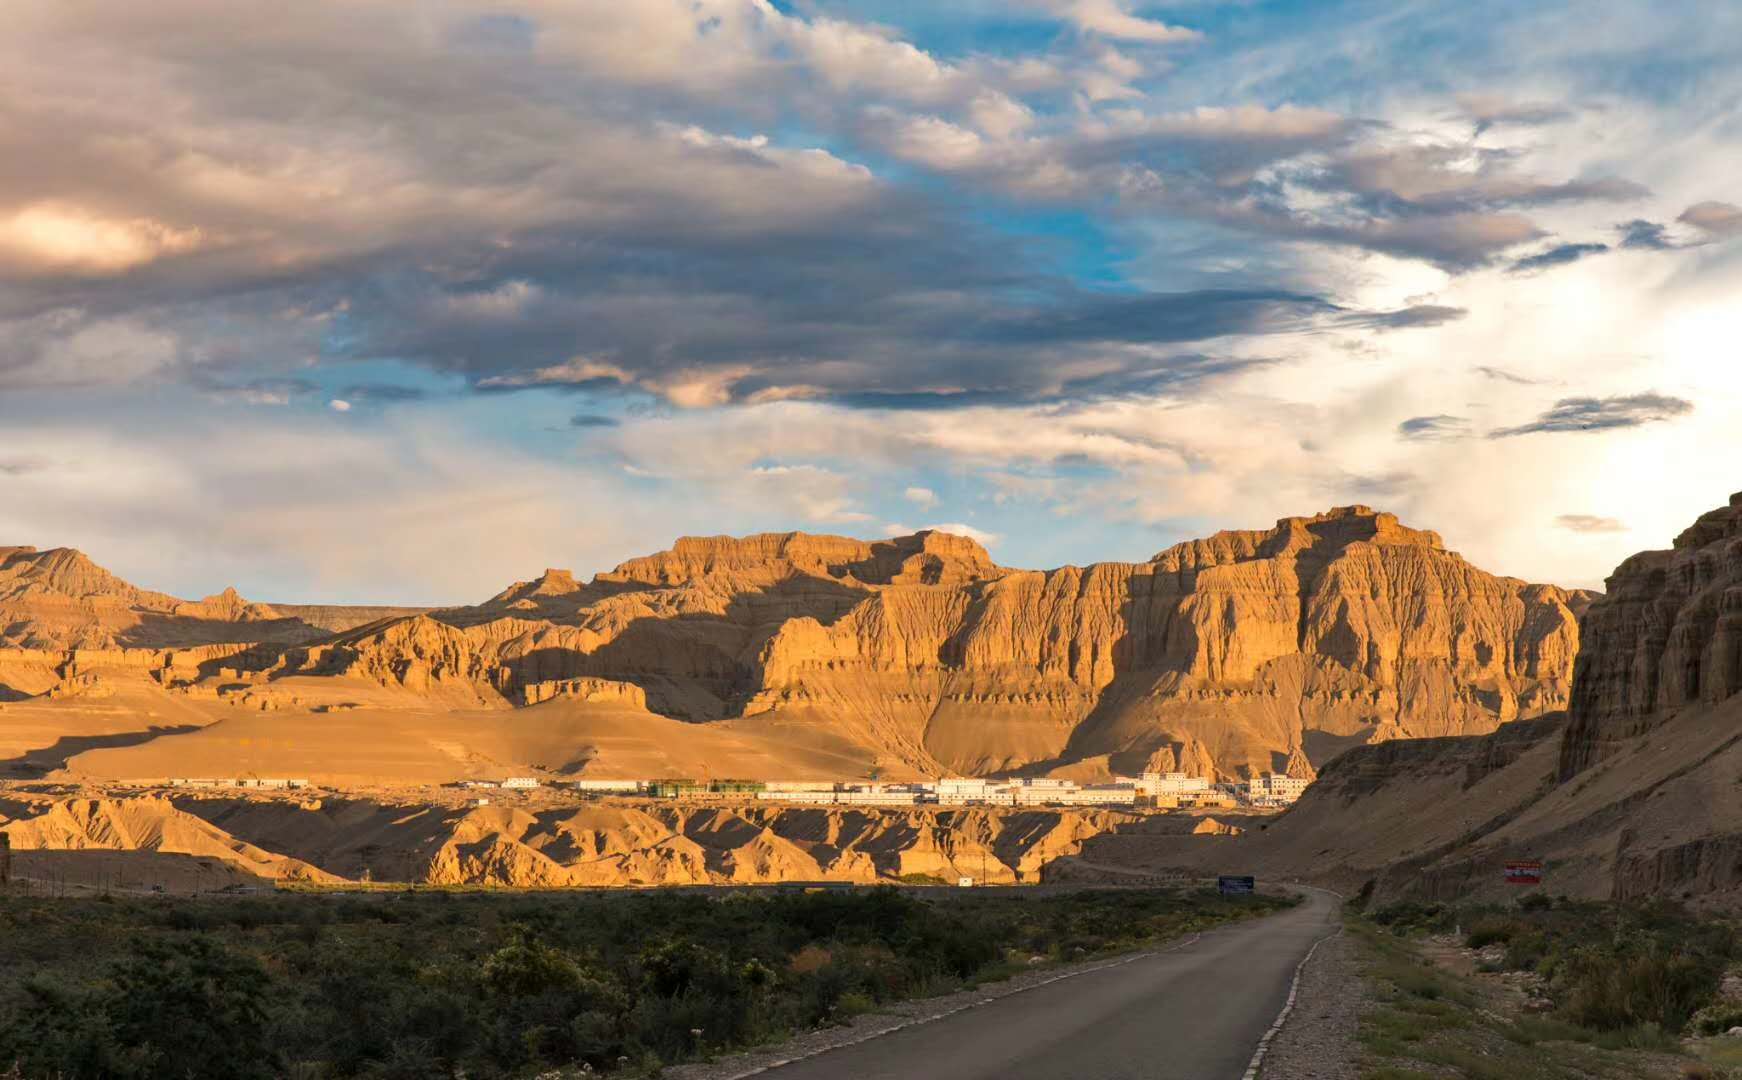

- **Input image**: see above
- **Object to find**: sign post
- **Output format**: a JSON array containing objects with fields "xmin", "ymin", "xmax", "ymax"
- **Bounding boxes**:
[
  {"xmin": 1503, "ymin": 860, "xmax": 1543, "ymax": 886},
  {"xmin": 1217, "ymin": 874, "xmax": 1255, "ymax": 896}
]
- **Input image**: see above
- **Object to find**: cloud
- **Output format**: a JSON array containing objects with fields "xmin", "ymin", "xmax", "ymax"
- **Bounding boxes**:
[
  {"xmin": 340, "ymin": 383, "xmax": 427, "ymax": 403},
  {"xmin": 1039, "ymin": 0, "xmax": 1202, "ymax": 43},
  {"xmin": 0, "ymin": 456, "xmax": 51, "ymax": 476},
  {"xmin": 327, "ymin": 399, "xmax": 352, "ymax": 413},
  {"xmin": 883, "ymin": 521, "xmax": 999, "ymax": 546},
  {"xmin": 1357, "ymin": 305, "xmax": 1468, "ymax": 331},
  {"xmin": 1556, "ymin": 514, "xmax": 1626, "ymax": 533},
  {"xmin": 1509, "ymin": 241, "xmax": 1610, "ymax": 274},
  {"xmin": 903, "ymin": 486, "xmax": 939, "ymax": 509},
  {"xmin": 477, "ymin": 360, "xmax": 634, "ymax": 392},
  {"xmin": 1678, "ymin": 201, "xmax": 1742, "ymax": 237},
  {"xmin": 0, "ymin": 202, "xmax": 205, "ymax": 274},
  {"xmin": 1617, "ymin": 219, "xmax": 1675, "ymax": 250},
  {"xmin": 569, "ymin": 413, "xmax": 620, "ymax": 428},
  {"xmin": 198, "ymin": 377, "xmax": 317, "ymax": 406},
  {"xmin": 1397, "ymin": 415, "xmax": 1472, "ymax": 441},
  {"xmin": 1489, "ymin": 393, "xmax": 1694, "ymax": 437},
  {"xmin": 1457, "ymin": 94, "xmax": 1573, "ymax": 134},
  {"xmin": 1474, "ymin": 366, "xmax": 1546, "ymax": 386}
]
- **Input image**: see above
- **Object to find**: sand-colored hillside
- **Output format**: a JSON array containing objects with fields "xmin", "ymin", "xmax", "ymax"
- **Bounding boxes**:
[
  {"xmin": 0, "ymin": 789, "xmax": 1138, "ymax": 888},
  {"xmin": 55, "ymin": 693, "xmax": 882, "ymax": 786},
  {"xmin": 0, "ymin": 509, "xmax": 1595, "ymax": 786}
]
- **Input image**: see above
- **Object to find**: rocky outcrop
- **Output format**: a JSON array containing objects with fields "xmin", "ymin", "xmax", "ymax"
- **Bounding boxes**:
[
  {"xmin": 0, "ymin": 792, "xmax": 1135, "ymax": 888},
  {"xmin": 0, "ymin": 509, "xmax": 1592, "ymax": 781},
  {"xmin": 744, "ymin": 507, "xmax": 1586, "ymax": 777},
  {"xmin": 1559, "ymin": 492, "xmax": 1742, "ymax": 780},
  {"xmin": 1091, "ymin": 494, "xmax": 1742, "ymax": 908},
  {"xmin": 0, "ymin": 545, "xmax": 399, "ymax": 650}
]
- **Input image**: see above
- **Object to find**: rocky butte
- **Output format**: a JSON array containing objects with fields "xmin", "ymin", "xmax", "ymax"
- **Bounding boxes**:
[
  {"xmin": 0, "ymin": 506, "xmax": 1591, "ymax": 784},
  {"xmin": 1133, "ymin": 492, "xmax": 1742, "ymax": 905}
]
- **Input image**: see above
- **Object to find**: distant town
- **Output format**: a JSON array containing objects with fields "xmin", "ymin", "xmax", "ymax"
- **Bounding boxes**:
[{"xmin": 160, "ymin": 771, "xmax": 1310, "ymax": 808}]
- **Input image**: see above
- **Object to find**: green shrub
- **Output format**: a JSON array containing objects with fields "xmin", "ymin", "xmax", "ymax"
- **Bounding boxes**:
[
  {"xmin": 1691, "ymin": 999, "xmax": 1742, "ymax": 1036},
  {"xmin": 1557, "ymin": 935, "xmax": 1721, "ymax": 1033},
  {"xmin": 1466, "ymin": 917, "xmax": 1517, "ymax": 949}
]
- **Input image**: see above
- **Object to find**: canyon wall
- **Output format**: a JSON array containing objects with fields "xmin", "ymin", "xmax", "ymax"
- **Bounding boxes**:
[
  {"xmin": 1113, "ymin": 492, "xmax": 1742, "ymax": 907},
  {"xmin": 1559, "ymin": 491, "xmax": 1742, "ymax": 779},
  {"xmin": 1, "ymin": 508, "xmax": 1590, "ymax": 781}
]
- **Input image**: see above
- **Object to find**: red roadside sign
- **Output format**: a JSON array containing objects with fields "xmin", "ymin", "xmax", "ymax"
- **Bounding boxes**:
[{"xmin": 1504, "ymin": 860, "xmax": 1543, "ymax": 885}]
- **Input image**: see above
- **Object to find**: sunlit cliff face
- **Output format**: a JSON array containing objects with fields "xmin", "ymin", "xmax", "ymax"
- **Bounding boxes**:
[{"xmin": 0, "ymin": 1, "xmax": 1737, "ymax": 602}]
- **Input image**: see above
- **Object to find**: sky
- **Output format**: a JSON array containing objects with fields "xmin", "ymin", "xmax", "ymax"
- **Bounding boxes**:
[{"xmin": 0, "ymin": 0, "xmax": 1738, "ymax": 603}]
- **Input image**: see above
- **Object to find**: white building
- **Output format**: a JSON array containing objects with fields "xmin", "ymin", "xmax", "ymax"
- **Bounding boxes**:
[
  {"xmin": 835, "ymin": 790, "xmax": 920, "ymax": 806},
  {"xmin": 1245, "ymin": 774, "xmax": 1311, "ymax": 803},
  {"xmin": 568, "ymin": 779, "xmax": 640, "ymax": 793},
  {"xmin": 1068, "ymin": 784, "xmax": 1138, "ymax": 807},
  {"xmin": 763, "ymin": 781, "xmax": 838, "ymax": 792},
  {"xmin": 757, "ymin": 790, "xmax": 838, "ymax": 804},
  {"xmin": 1138, "ymin": 772, "xmax": 1211, "ymax": 797},
  {"xmin": 500, "ymin": 777, "xmax": 542, "ymax": 790}
]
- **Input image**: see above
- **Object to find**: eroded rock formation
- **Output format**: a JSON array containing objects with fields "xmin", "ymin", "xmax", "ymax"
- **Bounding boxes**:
[
  {"xmin": 0, "ymin": 793, "xmax": 1134, "ymax": 888},
  {"xmin": 1, "ymin": 509, "xmax": 1592, "ymax": 780},
  {"xmin": 1559, "ymin": 492, "xmax": 1742, "ymax": 779}
]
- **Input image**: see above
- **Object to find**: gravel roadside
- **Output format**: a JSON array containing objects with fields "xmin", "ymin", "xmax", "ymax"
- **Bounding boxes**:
[{"xmin": 1257, "ymin": 928, "xmax": 1362, "ymax": 1080}]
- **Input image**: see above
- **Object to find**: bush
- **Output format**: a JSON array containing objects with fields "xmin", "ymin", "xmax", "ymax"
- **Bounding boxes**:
[
  {"xmin": 1690, "ymin": 999, "xmax": 1742, "ymax": 1036},
  {"xmin": 1, "ymin": 935, "xmax": 273, "ymax": 1079},
  {"xmin": 0, "ymin": 884, "xmax": 1289, "ymax": 1078},
  {"xmin": 1557, "ymin": 935, "xmax": 1721, "ymax": 1033},
  {"xmin": 1466, "ymin": 917, "xmax": 1518, "ymax": 949},
  {"xmin": 1504, "ymin": 929, "xmax": 1549, "ymax": 972}
]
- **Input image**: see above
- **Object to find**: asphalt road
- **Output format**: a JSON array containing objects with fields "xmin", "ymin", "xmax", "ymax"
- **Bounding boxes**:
[{"xmin": 760, "ymin": 887, "xmax": 1340, "ymax": 1080}]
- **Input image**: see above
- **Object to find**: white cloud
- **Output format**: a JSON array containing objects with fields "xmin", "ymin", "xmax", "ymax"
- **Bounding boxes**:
[
  {"xmin": 883, "ymin": 521, "xmax": 1000, "ymax": 546},
  {"xmin": 0, "ymin": 202, "xmax": 205, "ymax": 274},
  {"xmin": 476, "ymin": 358, "xmax": 633, "ymax": 390},
  {"xmin": 327, "ymin": 399, "xmax": 351, "ymax": 412},
  {"xmin": 1041, "ymin": 0, "xmax": 1202, "ymax": 43},
  {"xmin": 904, "ymin": 486, "xmax": 939, "ymax": 508}
]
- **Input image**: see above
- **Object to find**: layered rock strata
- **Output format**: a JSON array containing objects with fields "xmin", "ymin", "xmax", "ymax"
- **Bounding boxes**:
[{"xmin": 1559, "ymin": 492, "xmax": 1742, "ymax": 779}]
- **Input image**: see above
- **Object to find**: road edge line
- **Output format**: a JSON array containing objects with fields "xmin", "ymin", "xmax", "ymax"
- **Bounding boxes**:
[
  {"xmin": 1242, "ymin": 886, "xmax": 1343, "ymax": 1080},
  {"xmin": 714, "ymin": 931, "xmax": 1205, "ymax": 1079}
]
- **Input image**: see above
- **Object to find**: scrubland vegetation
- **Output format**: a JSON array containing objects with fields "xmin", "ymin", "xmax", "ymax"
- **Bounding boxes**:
[
  {"xmin": 1350, "ymin": 891, "xmax": 1742, "ymax": 1078},
  {"xmin": 0, "ymin": 885, "xmax": 1285, "ymax": 1079}
]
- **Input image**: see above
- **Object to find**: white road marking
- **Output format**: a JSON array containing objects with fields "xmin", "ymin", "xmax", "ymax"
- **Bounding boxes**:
[{"xmin": 716, "ymin": 932, "xmax": 1205, "ymax": 1079}]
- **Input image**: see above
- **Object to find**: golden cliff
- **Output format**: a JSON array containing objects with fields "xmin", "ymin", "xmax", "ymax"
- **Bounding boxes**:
[
  {"xmin": 1122, "ymin": 492, "xmax": 1742, "ymax": 906},
  {"xmin": 1559, "ymin": 491, "xmax": 1742, "ymax": 779},
  {"xmin": 1, "ymin": 508, "xmax": 1590, "ymax": 782}
]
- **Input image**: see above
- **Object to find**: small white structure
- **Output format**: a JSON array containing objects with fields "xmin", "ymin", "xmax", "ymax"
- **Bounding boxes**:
[
  {"xmin": 763, "ymin": 781, "xmax": 838, "ymax": 792},
  {"xmin": 500, "ymin": 777, "xmax": 542, "ymax": 790},
  {"xmin": 758, "ymin": 790, "xmax": 838, "ymax": 804},
  {"xmin": 835, "ymin": 790, "xmax": 920, "ymax": 806},
  {"xmin": 1068, "ymin": 784, "xmax": 1138, "ymax": 807},
  {"xmin": 1245, "ymin": 774, "xmax": 1311, "ymax": 804},
  {"xmin": 568, "ymin": 779, "xmax": 640, "ymax": 793},
  {"xmin": 759, "ymin": 787, "xmax": 839, "ymax": 804},
  {"xmin": 1138, "ymin": 771, "xmax": 1212, "ymax": 797}
]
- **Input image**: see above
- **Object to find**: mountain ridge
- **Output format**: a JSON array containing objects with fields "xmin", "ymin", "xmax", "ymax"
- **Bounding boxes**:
[{"xmin": 0, "ymin": 506, "xmax": 1594, "ymax": 782}]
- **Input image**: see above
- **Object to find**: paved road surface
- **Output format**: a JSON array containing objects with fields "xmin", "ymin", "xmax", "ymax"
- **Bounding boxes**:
[{"xmin": 760, "ymin": 887, "xmax": 1340, "ymax": 1080}]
